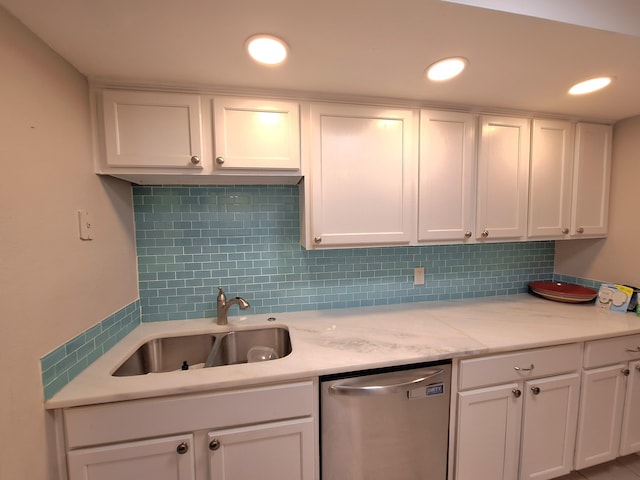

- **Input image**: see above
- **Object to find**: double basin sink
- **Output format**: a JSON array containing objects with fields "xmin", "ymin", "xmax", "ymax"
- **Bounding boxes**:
[{"xmin": 113, "ymin": 326, "xmax": 291, "ymax": 376}]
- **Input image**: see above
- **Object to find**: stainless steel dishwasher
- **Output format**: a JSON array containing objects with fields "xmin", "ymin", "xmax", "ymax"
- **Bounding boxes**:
[{"xmin": 320, "ymin": 361, "xmax": 451, "ymax": 480}]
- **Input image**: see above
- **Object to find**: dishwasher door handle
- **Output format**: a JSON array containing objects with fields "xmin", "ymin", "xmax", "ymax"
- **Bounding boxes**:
[{"xmin": 328, "ymin": 369, "xmax": 444, "ymax": 396}]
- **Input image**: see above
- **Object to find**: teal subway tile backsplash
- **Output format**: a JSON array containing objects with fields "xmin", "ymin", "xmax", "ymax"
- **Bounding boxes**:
[
  {"xmin": 40, "ymin": 300, "xmax": 140, "ymax": 400},
  {"xmin": 134, "ymin": 185, "xmax": 555, "ymax": 322}
]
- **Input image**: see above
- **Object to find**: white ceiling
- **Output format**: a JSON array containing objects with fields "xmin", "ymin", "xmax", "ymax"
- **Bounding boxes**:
[{"xmin": 3, "ymin": 0, "xmax": 640, "ymax": 122}]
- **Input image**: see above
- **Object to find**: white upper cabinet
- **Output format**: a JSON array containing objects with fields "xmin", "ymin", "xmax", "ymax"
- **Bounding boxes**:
[
  {"xmin": 418, "ymin": 110, "xmax": 476, "ymax": 243},
  {"xmin": 100, "ymin": 90, "xmax": 204, "ymax": 171},
  {"xmin": 476, "ymin": 116, "xmax": 531, "ymax": 241},
  {"xmin": 212, "ymin": 96, "xmax": 300, "ymax": 172},
  {"xmin": 304, "ymin": 102, "xmax": 416, "ymax": 248},
  {"xmin": 570, "ymin": 122, "xmax": 612, "ymax": 238},
  {"xmin": 528, "ymin": 119, "xmax": 575, "ymax": 239}
]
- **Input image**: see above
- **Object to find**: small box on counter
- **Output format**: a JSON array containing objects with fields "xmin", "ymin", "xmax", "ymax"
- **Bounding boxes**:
[{"xmin": 596, "ymin": 284, "xmax": 634, "ymax": 312}]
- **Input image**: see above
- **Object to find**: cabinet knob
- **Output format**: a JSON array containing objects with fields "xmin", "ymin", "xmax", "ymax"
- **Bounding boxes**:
[
  {"xmin": 562, "ymin": 228, "xmax": 569, "ymax": 234},
  {"xmin": 314, "ymin": 236, "xmax": 322, "ymax": 244},
  {"xmin": 512, "ymin": 388, "xmax": 522, "ymax": 398},
  {"xmin": 577, "ymin": 227, "xmax": 585, "ymax": 234},
  {"xmin": 209, "ymin": 439, "xmax": 221, "ymax": 451},
  {"xmin": 176, "ymin": 442, "xmax": 189, "ymax": 455},
  {"xmin": 622, "ymin": 368, "xmax": 631, "ymax": 376},
  {"xmin": 190, "ymin": 155, "xmax": 201, "ymax": 165},
  {"xmin": 216, "ymin": 156, "xmax": 225, "ymax": 165},
  {"xmin": 481, "ymin": 230, "xmax": 489, "ymax": 238},
  {"xmin": 530, "ymin": 386, "xmax": 541, "ymax": 395},
  {"xmin": 464, "ymin": 231, "xmax": 472, "ymax": 239}
]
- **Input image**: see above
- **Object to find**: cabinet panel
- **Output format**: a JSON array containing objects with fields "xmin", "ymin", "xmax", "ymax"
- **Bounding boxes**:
[
  {"xmin": 212, "ymin": 96, "xmax": 300, "ymax": 170},
  {"xmin": 455, "ymin": 383, "xmax": 521, "ymax": 480},
  {"xmin": 519, "ymin": 374, "xmax": 580, "ymax": 480},
  {"xmin": 67, "ymin": 434, "xmax": 195, "ymax": 480},
  {"xmin": 620, "ymin": 359, "xmax": 640, "ymax": 456},
  {"xmin": 101, "ymin": 90, "xmax": 203, "ymax": 169},
  {"xmin": 528, "ymin": 119, "xmax": 574, "ymax": 239},
  {"xmin": 308, "ymin": 103, "xmax": 416, "ymax": 247},
  {"xmin": 418, "ymin": 110, "xmax": 476, "ymax": 242},
  {"xmin": 574, "ymin": 364, "xmax": 627, "ymax": 469},
  {"xmin": 571, "ymin": 122, "xmax": 612, "ymax": 237},
  {"xmin": 207, "ymin": 418, "xmax": 314, "ymax": 480},
  {"xmin": 476, "ymin": 116, "xmax": 530, "ymax": 240}
]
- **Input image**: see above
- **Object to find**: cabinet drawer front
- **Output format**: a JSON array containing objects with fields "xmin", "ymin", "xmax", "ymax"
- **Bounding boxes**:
[
  {"xmin": 64, "ymin": 380, "xmax": 314, "ymax": 449},
  {"xmin": 458, "ymin": 344, "xmax": 581, "ymax": 390},
  {"xmin": 584, "ymin": 334, "xmax": 640, "ymax": 368}
]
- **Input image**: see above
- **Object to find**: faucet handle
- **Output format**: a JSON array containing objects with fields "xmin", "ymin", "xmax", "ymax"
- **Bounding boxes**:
[{"xmin": 217, "ymin": 287, "xmax": 226, "ymax": 302}]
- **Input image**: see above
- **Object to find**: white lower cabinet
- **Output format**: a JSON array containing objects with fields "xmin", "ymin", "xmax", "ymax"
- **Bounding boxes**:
[
  {"xmin": 68, "ymin": 434, "xmax": 196, "ymax": 480},
  {"xmin": 61, "ymin": 381, "xmax": 317, "ymax": 480},
  {"xmin": 574, "ymin": 334, "xmax": 640, "ymax": 469},
  {"xmin": 454, "ymin": 344, "xmax": 581, "ymax": 480},
  {"xmin": 207, "ymin": 418, "xmax": 314, "ymax": 480}
]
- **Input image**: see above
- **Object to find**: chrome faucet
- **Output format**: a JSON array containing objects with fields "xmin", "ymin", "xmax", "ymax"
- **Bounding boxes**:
[{"xmin": 216, "ymin": 287, "xmax": 250, "ymax": 325}]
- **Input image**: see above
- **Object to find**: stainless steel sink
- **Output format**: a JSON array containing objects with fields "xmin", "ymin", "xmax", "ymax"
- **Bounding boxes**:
[{"xmin": 112, "ymin": 326, "xmax": 291, "ymax": 376}]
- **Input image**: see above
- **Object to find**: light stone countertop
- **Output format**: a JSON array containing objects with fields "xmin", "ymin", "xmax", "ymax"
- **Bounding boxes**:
[{"xmin": 46, "ymin": 294, "xmax": 640, "ymax": 410}]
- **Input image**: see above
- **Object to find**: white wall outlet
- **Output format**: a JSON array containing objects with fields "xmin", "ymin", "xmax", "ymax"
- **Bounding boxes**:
[
  {"xmin": 78, "ymin": 210, "xmax": 93, "ymax": 240},
  {"xmin": 414, "ymin": 267, "xmax": 425, "ymax": 286}
]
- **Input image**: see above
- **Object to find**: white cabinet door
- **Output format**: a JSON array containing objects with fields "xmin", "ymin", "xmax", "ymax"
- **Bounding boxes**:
[
  {"xmin": 67, "ymin": 434, "xmax": 195, "ymax": 480},
  {"xmin": 212, "ymin": 96, "xmax": 300, "ymax": 171},
  {"xmin": 101, "ymin": 90, "xmax": 203, "ymax": 169},
  {"xmin": 519, "ymin": 374, "xmax": 580, "ymax": 480},
  {"xmin": 307, "ymin": 103, "xmax": 416, "ymax": 247},
  {"xmin": 476, "ymin": 115, "xmax": 530, "ymax": 241},
  {"xmin": 418, "ymin": 110, "xmax": 476, "ymax": 243},
  {"xmin": 570, "ymin": 122, "xmax": 612, "ymax": 238},
  {"xmin": 574, "ymin": 364, "xmax": 627, "ymax": 470},
  {"xmin": 528, "ymin": 119, "xmax": 574, "ymax": 239},
  {"xmin": 207, "ymin": 418, "xmax": 315, "ymax": 480},
  {"xmin": 620, "ymin": 359, "xmax": 640, "ymax": 456},
  {"xmin": 455, "ymin": 383, "xmax": 522, "ymax": 480}
]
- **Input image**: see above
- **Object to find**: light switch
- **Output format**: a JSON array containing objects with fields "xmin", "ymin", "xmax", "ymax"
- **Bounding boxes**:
[
  {"xmin": 78, "ymin": 210, "xmax": 93, "ymax": 240},
  {"xmin": 414, "ymin": 267, "xmax": 425, "ymax": 285}
]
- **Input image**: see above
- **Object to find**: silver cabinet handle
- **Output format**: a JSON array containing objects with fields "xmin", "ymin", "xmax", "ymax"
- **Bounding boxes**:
[
  {"xmin": 216, "ymin": 156, "xmax": 225, "ymax": 165},
  {"xmin": 622, "ymin": 368, "xmax": 631, "ymax": 376},
  {"xmin": 464, "ymin": 231, "xmax": 472, "ymax": 239},
  {"xmin": 314, "ymin": 236, "xmax": 322, "ymax": 244},
  {"xmin": 625, "ymin": 347, "xmax": 640, "ymax": 353},
  {"xmin": 530, "ymin": 386, "xmax": 541, "ymax": 395},
  {"xmin": 577, "ymin": 227, "xmax": 585, "ymax": 234},
  {"xmin": 209, "ymin": 439, "xmax": 221, "ymax": 451},
  {"xmin": 481, "ymin": 229, "xmax": 489, "ymax": 238},
  {"xmin": 190, "ymin": 155, "xmax": 201, "ymax": 165},
  {"xmin": 329, "ymin": 369, "xmax": 444, "ymax": 396},
  {"xmin": 512, "ymin": 388, "xmax": 522, "ymax": 398},
  {"xmin": 514, "ymin": 364, "xmax": 534, "ymax": 372},
  {"xmin": 562, "ymin": 228, "xmax": 569, "ymax": 234},
  {"xmin": 176, "ymin": 442, "xmax": 189, "ymax": 454}
]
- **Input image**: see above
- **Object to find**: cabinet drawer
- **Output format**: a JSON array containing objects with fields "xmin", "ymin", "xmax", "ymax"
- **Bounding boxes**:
[
  {"xmin": 584, "ymin": 334, "xmax": 640, "ymax": 368},
  {"xmin": 458, "ymin": 344, "xmax": 581, "ymax": 390},
  {"xmin": 64, "ymin": 380, "xmax": 314, "ymax": 449}
]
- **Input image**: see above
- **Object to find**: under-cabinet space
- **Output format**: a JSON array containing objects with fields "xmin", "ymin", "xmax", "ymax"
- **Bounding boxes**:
[
  {"xmin": 454, "ymin": 343, "xmax": 581, "ymax": 480},
  {"xmin": 575, "ymin": 334, "xmax": 640, "ymax": 469}
]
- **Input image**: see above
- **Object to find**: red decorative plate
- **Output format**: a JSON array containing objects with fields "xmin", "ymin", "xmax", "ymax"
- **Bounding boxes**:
[{"xmin": 529, "ymin": 281, "xmax": 598, "ymax": 303}]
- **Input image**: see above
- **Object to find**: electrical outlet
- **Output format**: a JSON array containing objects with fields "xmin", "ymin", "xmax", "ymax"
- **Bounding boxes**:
[{"xmin": 414, "ymin": 267, "xmax": 425, "ymax": 286}]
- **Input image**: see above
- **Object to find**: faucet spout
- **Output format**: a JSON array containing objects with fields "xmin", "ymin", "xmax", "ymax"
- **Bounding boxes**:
[{"xmin": 216, "ymin": 287, "xmax": 250, "ymax": 325}]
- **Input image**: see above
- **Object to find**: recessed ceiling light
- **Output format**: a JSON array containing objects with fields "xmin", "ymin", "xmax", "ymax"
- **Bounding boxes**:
[
  {"xmin": 569, "ymin": 77, "xmax": 613, "ymax": 95},
  {"xmin": 245, "ymin": 34, "xmax": 288, "ymax": 65},
  {"xmin": 426, "ymin": 57, "xmax": 468, "ymax": 81}
]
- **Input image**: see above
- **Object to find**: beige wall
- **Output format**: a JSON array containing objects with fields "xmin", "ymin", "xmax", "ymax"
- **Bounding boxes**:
[
  {"xmin": 555, "ymin": 115, "xmax": 640, "ymax": 287},
  {"xmin": 0, "ymin": 7, "xmax": 139, "ymax": 479}
]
